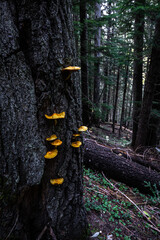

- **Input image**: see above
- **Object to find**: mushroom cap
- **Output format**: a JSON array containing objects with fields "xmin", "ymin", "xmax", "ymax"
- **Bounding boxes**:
[
  {"xmin": 78, "ymin": 126, "xmax": 88, "ymax": 132},
  {"xmin": 46, "ymin": 134, "xmax": 57, "ymax": 141},
  {"xmin": 50, "ymin": 178, "xmax": 64, "ymax": 185},
  {"xmin": 51, "ymin": 139, "xmax": 62, "ymax": 146},
  {"xmin": 62, "ymin": 66, "xmax": 81, "ymax": 71},
  {"xmin": 45, "ymin": 112, "xmax": 65, "ymax": 119},
  {"xmin": 44, "ymin": 149, "xmax": 58, "ymax": 159},
  {"xmin": 73, "ymin": 133, "xmax": 81, "ymax": 137},
  {"xmin": 71, "ymin": 141, "xmax": 82, "ymax": 148}
]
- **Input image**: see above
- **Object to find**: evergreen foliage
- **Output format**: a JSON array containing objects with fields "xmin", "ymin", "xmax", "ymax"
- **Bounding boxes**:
[{"xmin": 73, "ymin": 0, "xmax": 160, "ymax": 146}]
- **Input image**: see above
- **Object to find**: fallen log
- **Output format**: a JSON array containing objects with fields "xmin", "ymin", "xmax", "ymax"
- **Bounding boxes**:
[
  {"xmin": 83, "ymin": 139, "xmax": 160, "ymax": 194},
  {"xmin": 112, "ymin": 148, "xmax": 160, "ymax": 173}
]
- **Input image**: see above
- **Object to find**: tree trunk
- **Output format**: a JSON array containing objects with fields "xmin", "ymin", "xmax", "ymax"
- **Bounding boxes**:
[
  {"xmin": 131, "ymin": 0, "xmax": 145, "ymax": 146},
  {"xmin": 102, "ymin": 1, "xmax": 111, "ymax": 123},
  {"xmin": 80, "ymin": 0, "xmax": 90, "ymax": 125},
  {"xmin": 147, "ymin": 62, "xmax": 160, "ymax": 146},
  {"xmin": 126, "ymin": 90, "xmax": 133, "ymax": 129},
  {"xmin": 83, "ymin": 139, "xmax": 160, "ymax": 193},
  {"xmin": 0, "ymin": 1, "xmax": 87, "ymax": 240},
  {"xmin": 119, "ymin": 64, "xmax": 129, "ymax": 136},
  {"xmin": 93, "ymin": 2, "xmax": 101, "ymax": 125},
  {"xmin": 135, "ymin": 15, "xmax": 160, "ymax": 148},
  {"xmin": 112, "ymin": 67, "xmax": 120, "ymax": 133}
]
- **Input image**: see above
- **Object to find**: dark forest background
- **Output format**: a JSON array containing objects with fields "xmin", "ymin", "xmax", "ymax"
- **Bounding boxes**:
[{"xmin": 0, "ymin": 0, "xmax": 160, "ymax": 240}]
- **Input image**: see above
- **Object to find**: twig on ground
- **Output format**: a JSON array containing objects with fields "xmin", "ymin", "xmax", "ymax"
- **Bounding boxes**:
[
  {"xmin": 102, "ymin": 172, "xmax": 160, "ymax": 234},
  {"xmin": 50, "ymin": 227, "xmax": 57, "ymax": 240},
  {"xmin": 5, "ymin": 212, "xmax": 19, "ymax": 240},
  {"xmin": 36, "ymin": 226, "xmax": 47, "ymax": 240}
]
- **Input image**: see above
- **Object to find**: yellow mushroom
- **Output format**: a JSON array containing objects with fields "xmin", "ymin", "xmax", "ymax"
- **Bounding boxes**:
[
  {"xmin": 46, "ymin": 134, "xmax": 57, "ymax": 141},
  {"xmin": 50, "ymin": 178, "xmax": 64, "ymax": 185},
  {"xmin": 61, "ymin": 66, "xmax": 81, "ymax": 80},
  {"xmin": 72, "ymin": 133, "xmax": 80, "ymax": 137},
  {"xmin": 45, "ymin": 111, "xmax": 65, "ymax": 119},
  {"xmin": 71, "ymin": 141, "xmax": 82, "ymax": 148},
  {"xmin": 50, "ymin": 139, "xmax": 62, "ymax": 146},
  {"xmin": 78, "ymin": 126, "xmax": 88, "ymax": 132},
  {"xmin": 44, "ymin": 149, "xmax": 58, "ymax": 159},
  {"xmin": 61, "ymin": 66, "xmax": 81, "ymax": 71}
]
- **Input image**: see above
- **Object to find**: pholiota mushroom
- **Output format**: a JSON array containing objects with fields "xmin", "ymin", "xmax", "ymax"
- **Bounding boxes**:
[
  {"xmin": 50, "ymin": 178, "xmax": 64, "ymax": 185},
  {"xmin": 44, "ymin": 149, "xmax": 58, "ymax": 159},
  {"xmin": 61, "ymin": 66, "xmax": 81, "ymax": 72},
  {"xmin": 45, "ymin": 111, "xmax": 65, "ymax": 120},
  {"xmin": 46, "ymin": 134, "xmax": 57, "ymax": 141},
  {"xmin": 71, "ymin": 141, "xmax": 82, "ymax": 148},
  {"xmin": 61, "ymin": 66, "xmax": 81, "ymax": 80},
  {"xmin": 78, "ymin": 126, "xmax": 88, "ymax": 132},
  {"xmin": 50, "ymin": 139, "xmax": 62, "ymax": 146},
  {"xmin": 72, "ymin": 133, "xmax": 80, "ymax": 137}
]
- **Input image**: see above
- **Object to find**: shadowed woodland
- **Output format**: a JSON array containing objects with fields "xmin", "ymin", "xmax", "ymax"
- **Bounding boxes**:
[{"xmin": 0, "ymin": 0, "xmax": 160, "ymax": 239}]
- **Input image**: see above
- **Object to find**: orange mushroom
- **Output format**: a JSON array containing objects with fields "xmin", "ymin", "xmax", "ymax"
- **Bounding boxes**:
[
  {"xmin": 46, "ymin": 134, "xmax": 57, "ymax": 141},
  {"xmin": 78, "ymin": 126, "xmax": 88, "ymax": 132},
  {"xmin": 61, "ymin": 66, "xmax": 81, "ymax": 80},
  {"xmin": 50, "ymin": 178, "xmax": 64, "ymax": 185},
  {"xmin": 44, "ymin": 149, "xmax": 58, "ymax": 159},
  {"xmin": 50, "ymin": 139, "xmax": 62, "ymax": 146},
  {"xmin": 61, "ymin": 66, "xmax": 81, "ymax": 71},
  {"xmin": 72, "ymin": 133, "xmax": 80, "ymax": 137},
  {"xmin": 71, "ymin": 141, "xmax": 82, "ymax": 148},
  {"xmin": 45, "ymin": 111, "xmax": 65, "ymax": 120}
]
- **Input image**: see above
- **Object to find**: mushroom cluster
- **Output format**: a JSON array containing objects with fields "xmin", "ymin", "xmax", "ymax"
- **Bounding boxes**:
[
  {"xmin": 43, "ymin": 64, "xmax": 86, "ymax": 186},
  {"xmin": 71, "ymin": 126, "xmax": 88, "ymax": 148},
  {"xmin": 44, "ymin": 111, "xmax": 65, "ymax": 185}
]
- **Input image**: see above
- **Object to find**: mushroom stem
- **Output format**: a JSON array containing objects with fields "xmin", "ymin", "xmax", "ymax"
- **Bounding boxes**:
[{"xmin": 65, "ymin": 72, "xmax": 71, "ymax": 81}]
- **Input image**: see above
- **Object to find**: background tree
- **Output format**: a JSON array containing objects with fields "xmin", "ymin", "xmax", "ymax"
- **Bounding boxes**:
[
  {"xmin": 93, "ymin": 1, "xmax": 101, "ymax": 125},
  {"xmin": 80, "ymin": 0, "xmax": 91, "ymax": 125},
  {"xmin": 0, "ymin": 1, "xmax": 87, "ymax": 240},
  {"xmin": 131, "ymin": 0, "xmax": 145, "ymax": 146},
  {"xmin": 135, "ymin": 14, "xmax": 160, "ymax": 148}
]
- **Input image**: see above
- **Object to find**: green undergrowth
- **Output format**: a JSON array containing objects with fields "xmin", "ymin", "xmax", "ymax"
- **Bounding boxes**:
[{"xmin": 83, "ymin": 167, "xmax": 160, "ymax": 240}]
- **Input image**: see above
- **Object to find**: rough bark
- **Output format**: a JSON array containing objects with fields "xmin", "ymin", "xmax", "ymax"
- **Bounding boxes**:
[
  {"xmin": 83, "ymin": 139, "xmax": 160, "ymax": 193},
  {"xmin": 0, "ymin": 1, "xmax": 87, "ymax": 240}
]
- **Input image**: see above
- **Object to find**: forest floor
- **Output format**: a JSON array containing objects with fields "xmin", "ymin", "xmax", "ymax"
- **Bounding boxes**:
[{"xmin": 83, "ymin": 123, "xmax": 160, "ymax": 240}]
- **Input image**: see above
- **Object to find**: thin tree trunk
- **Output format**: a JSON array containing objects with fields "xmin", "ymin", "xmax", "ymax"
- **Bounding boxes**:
[
  {"xmin": 112, "ymin": 67, "xmax": 120, "ymax": 133},
  {"xmin": 102, "ymin": 65, "xmax": 108, "ymax": 121},
  {"xmin": 0, "ymin": 1, "xmax": 87, "ymax": 240},
  {"xmin": 119, "ymin": 65, "xmax": 129, "ymax": 136},
  {"xmin": 127, "ymin": 92, "xmax": 133, "ymax": 129}
]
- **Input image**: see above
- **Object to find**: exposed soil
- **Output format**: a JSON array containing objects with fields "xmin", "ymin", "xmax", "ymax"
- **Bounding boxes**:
[{"xmin": 83, "ymin": 123, "xmax": 160, "ymax": 240}]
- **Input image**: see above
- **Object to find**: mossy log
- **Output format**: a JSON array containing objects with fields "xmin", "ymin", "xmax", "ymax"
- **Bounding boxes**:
[{"xmin": 83, "ymin": 139, "xmax": 160, "ymax": 193}]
